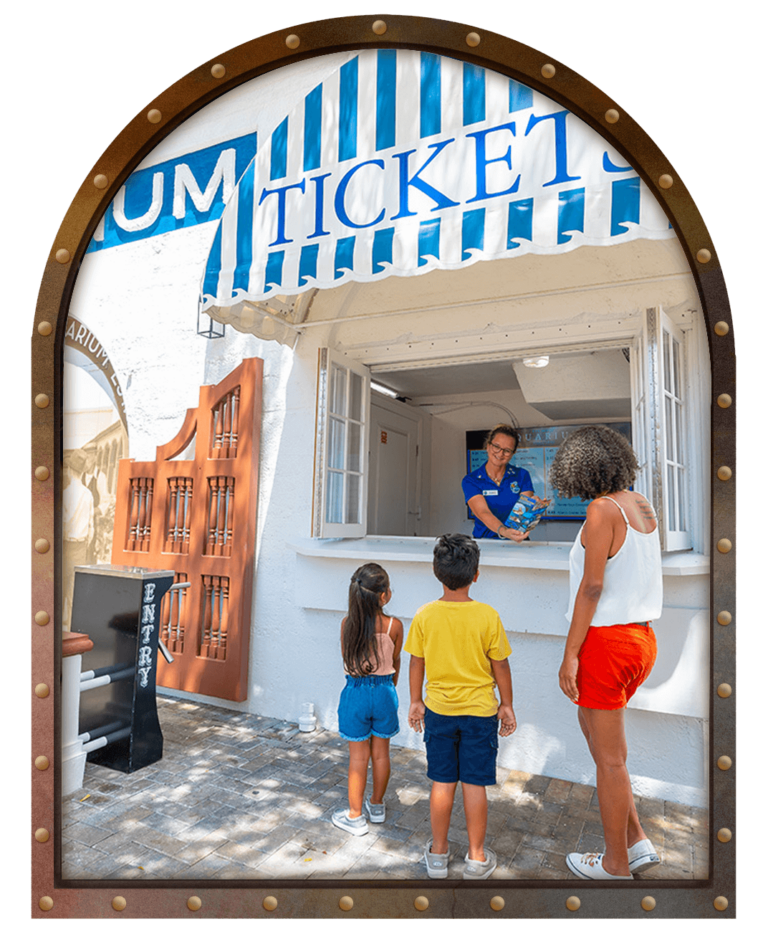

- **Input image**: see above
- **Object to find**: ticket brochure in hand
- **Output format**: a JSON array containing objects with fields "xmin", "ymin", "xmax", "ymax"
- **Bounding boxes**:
[{"xmin": 504, "ymin": 495, "xmax": 551, "ymax": 534}]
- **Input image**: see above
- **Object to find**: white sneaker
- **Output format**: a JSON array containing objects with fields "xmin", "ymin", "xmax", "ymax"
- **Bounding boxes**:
[
  {"xmin": 364, "ymin": 796, "xmax": 386, "ymax": 823},
  {"xmin": 424, "ymin": 840, "xmax": 450, "ymax": 878},
  {"xmin": 628, "ymin": 838, "xmax": 660, "ymax": 873},
  {"xmin": 566, "ymin": 852, "xmax": 633, "ymax": 880},
  {"xmin": 331, "ymin": 808, "xmax": 369, "ymax": 836},
  {"xmin": 463, "ymin": 847, "xmax": 497, "ymax": 879}
]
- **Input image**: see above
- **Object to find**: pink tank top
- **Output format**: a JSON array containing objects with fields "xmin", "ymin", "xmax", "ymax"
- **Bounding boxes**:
[{"xmin": 345, "ymin": 618, "xmax": 396, "ymax": 676}]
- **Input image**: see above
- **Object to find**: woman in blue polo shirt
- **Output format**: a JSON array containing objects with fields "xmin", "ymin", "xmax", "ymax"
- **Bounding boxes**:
[{"xmin": 461, "ymin": 424, "xmax": 535, "ymax": 541}]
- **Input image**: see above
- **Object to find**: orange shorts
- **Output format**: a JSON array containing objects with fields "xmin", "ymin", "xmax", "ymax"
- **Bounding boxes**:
[{"xmin": 577, "ymin": 623, "xmax": 657, "ymax": 710}]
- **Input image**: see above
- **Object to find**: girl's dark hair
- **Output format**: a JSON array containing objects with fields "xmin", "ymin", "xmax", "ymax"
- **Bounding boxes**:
[
  {"xmin": 483, "ymin": 423, "xmax": 520, "ymax": 452},
  {"xmin": 548, "ymin": 425, "xmax": 639, "ymax": 501},
  {"xmin": 433, "ymin": 534, "xmax": 480, "ymax": 590},
  {"xmin": 343, "ymin": 563, "xmax": 390, "ymax": 676}
]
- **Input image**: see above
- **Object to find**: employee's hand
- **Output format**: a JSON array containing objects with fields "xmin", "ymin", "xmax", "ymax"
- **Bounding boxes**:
[{"xmin": 500, "ymin": 526, "xmax": 528, "ymax": 543}]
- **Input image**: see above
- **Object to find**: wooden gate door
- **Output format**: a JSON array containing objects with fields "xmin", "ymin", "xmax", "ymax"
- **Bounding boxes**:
[{"xmin": 111, "ymin": 357, "xmax": 262, "ymax": 701}]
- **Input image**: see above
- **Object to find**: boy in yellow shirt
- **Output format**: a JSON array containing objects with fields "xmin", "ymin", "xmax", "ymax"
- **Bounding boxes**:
[{"xmin": 405, "ymin": 533, "xmax": 517, "ymax": 879}]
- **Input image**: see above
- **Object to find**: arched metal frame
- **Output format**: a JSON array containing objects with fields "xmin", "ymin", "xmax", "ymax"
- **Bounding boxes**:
[{"xmin": 31, "ymin": 14, "xmax": 735, "ymax": 919}]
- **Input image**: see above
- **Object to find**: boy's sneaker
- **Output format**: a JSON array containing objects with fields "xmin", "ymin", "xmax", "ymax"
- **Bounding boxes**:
[
  {"xmin": 364, "ymin": 796, "xmax": 386, "ymax": 823},
  {"xmin": 424, "ymin": 840, "xmax": 451, "ymax": 878},
  {"xmin": 463, "ymin": 847, "xmax": 497, "ymax": 879},
  {"xmin": 331, "ymin": 808, "xmax": 369, "ymax": 836}
]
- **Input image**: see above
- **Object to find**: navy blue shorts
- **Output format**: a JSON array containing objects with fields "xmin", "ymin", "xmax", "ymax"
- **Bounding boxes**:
[
  {"xmin": 424, "ymin": 707, "xmax": 499, "ymax": 786},
  {"xmin": 337, "ymin": 674, "xmax": 400, "ymax": 742}
]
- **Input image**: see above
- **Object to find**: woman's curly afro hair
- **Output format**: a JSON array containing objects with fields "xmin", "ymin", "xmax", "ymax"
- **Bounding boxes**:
[{"xmin": 548, "ymin": 425, "xmax": 638, "ymax": 501}]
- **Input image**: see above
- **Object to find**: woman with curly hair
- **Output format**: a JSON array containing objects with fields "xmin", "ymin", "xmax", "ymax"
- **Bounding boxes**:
[{"xmin": 549, "ymin": 425, "xmax": 663, "ymax": 880}]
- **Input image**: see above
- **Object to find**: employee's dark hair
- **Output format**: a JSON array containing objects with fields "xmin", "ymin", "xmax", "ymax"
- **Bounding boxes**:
[
  {"xmin": 433, "ymin": 533, "xmax": 480, "ymax": 590},
  {"xmin": 483, "ymin": 423, "xmax": 520, "ymax": 452},
  {"xmin": 343, "ymin": 563, "xmax": 390, "ymax": 676},
  {"xmin": 548, "ymin": 425, "xmax": 638, "ymax": 501}
]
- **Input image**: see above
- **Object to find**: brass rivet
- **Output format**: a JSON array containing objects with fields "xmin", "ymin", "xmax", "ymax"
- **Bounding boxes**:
[
  {"xmin": 717, "ymin": 683, "xmax": 732, "ymax": 698},
  {"xmin": 39, "ymin": 897, "xmax": 53, "ymax": 912},
  {"xmin": 658, "ymin": 174, "xmax": 674, "ymax": 189},
  {"xmin": 285, "ymin": 34, "xmax": 300, "ymax": 49},
  {"xmin": 147, "ymin": 109, "xmax": 162, "ymax": 124},
  {"xmin": 35, "ymin": 756, "xmax": 50, "ymax": 771},
  {"xmin": 717, "ymin": 538, "xmax": 732, "ymax": 554},
  {"xmin": 717, "ymin": 611, "xmax": 732, "ymax": 626},
  {"xmin": 641, "ymin": 896, "xmax": 656, "ymax": 911},
  {"xmin": 717, "ymin": 755, "xmax": 732, "ymax": 771},
  {"xmin": 490, "ymin": 896, "xmax": 505, "ymax": 911},
  {"xmin": 697, "ymin": 248, "xmax": 712, "ymax": 264},
  {"xmin": 414, "ymin": 896, "xmax": 429, "ymax": 911},
  {"xmin": 605, "ymin": 109, "xmax": 620, "ymax": 124},
  {"xmin": 714, "ymin": 897, "xmax": 728, "ymax": 911},
  {"xmin": 541, "ymin": 64, "xmax": 556, "ymax": 79},
  {"xmin": 717, "ymin": 393, "xmax": 732, "ymax": 409},
  {"xmin": 211, "ymin": 64, "xmax": 226, "ymax": 78},
  {"xmin": 38, "ymin": 321, "xmax": 53, "ymax": 336},
  {"xmin": 717, "ymin": 466, "xmax": 732, "ymax": 481},
  {"xmin": 187, "ymin": 896, "xmax": 202, "ymax": 911},
  {"xmin": 35, "ymin": 394, "xmax": 50, "ymax": 409},
  {"xmin": 714, "ymin": 321, "xmax": 729, "ymax": 336},
  {"xmin": 339, "ymin": 896, "xmax": 354, "ymax": 911},
  {"xmin": 566, "ymin": 896, "xmax": 581, "ymax": 911},
  {"xmin": 35, "ymin": 466, "xmax": 50, "ymax": 481},
  {"xmin": 55, "ymin": 248, "xmax": 70, "ymax": 264},
  {"xmin": 112, "ymin": 897, "xmax": 126, "ymax": 911},
  {"xmin": 717, "ymin": 828, "xmax": 732, "ymax": 843},
  {"xmin": 372, "ymin": 20, "xmax": 387, "ymax": 35},
  {"xmin": 35, "ymin": 684, "xmax": 50, "ymax": 698},
  {"xmin": 466, "ymin": 32, "xmax": 481, "ymax": 47},
  {"xmin": 35, "ymin": 539, "xmax": 50, "ymax": 554},
  {"xmin": 263, "ymin": 896, "xmax": 278, "ymax": 911},
  {"xmin": 35, "ymin": 828, "xmax": 50, "ymax": 843},
  {"xmin": 35, "ymin": 611, "xmax": 50, "ymax": 626},
  {"xmin": 93, "ymin": 174, "xmax": 108, "ymax": 190}
]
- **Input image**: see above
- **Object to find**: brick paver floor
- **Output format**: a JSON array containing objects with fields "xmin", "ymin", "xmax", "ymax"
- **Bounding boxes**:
[{"xmin": 61, "ymin": 696, "xmax": 708, "ymax": 881}]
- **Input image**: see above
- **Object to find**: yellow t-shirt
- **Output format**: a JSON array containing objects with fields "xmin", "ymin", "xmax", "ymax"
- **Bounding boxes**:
[{"xmin": 404, "ymin": 600, "xmax": 512, "ymax": 717}]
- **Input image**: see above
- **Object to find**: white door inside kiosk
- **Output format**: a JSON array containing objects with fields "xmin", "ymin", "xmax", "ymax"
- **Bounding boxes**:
[{"xmin": 368, "ymin": 397, "xmax": 425, "ymax": 536}]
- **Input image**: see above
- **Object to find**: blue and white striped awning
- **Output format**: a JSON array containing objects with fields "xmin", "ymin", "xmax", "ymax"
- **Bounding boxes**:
[{"xmin": 200, "ymin": 49, "xmax": 672, "ymax": 333}]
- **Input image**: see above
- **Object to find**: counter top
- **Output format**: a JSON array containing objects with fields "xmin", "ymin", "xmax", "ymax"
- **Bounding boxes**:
[{"xmin": 287, "ymin": 537, "xmax": 709, "ymax": 576}]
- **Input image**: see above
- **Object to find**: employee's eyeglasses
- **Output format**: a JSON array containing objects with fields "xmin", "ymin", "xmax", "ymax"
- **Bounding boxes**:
[{"xmin": 489, "ymin": 442, "xmax": 515, "ymax": 458}]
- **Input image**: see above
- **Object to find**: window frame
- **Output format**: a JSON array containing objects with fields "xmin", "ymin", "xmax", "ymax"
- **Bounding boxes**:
[
  {"xmin": 636, "ymin": 307, "xmax": 694, "ymax": 552},
  {"xmin": 313, "ymin": 310, "xmax": 702, "ymax": 551},
  {"xmin": 312, "ymin": 348, "xmax": 371, "ymax": 538}
]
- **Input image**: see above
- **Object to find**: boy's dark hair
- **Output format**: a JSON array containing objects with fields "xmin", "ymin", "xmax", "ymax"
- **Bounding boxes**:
[{"xmin": 433, "ymin": 534, "xmax": 480, "ymax": 590}]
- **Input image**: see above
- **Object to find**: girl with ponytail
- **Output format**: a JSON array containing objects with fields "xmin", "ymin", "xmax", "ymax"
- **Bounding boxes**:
[{"xmin": 332, "ymin": 563, "xmax": 403, "ymax": 836}]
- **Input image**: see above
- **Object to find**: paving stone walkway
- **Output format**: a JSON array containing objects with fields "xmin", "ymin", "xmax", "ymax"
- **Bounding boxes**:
[{"xmin": 61, "ymin": 696, "xmax": 708, "ymax": 881}]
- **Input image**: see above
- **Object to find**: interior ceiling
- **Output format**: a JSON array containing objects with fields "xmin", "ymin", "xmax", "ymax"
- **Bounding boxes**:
[
  {"xmin": 372, "ymin": 359, "xmax": 522, "ymax": 397},
  {"xmin": 373, "ymin": 348, "xmax": 630, "ymax": 401}
]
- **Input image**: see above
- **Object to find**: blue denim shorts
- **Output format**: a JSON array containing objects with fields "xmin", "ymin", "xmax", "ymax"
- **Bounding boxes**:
[
  {"xmin": 337, "ymin": 674, "xmax": 400, "ymax": 742},
  {"xmin": 424, "ymin": 707, "xmax": 499, "ymax": 786}
]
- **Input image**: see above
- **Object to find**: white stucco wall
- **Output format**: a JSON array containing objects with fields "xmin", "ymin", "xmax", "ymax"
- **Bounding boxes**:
[{"xmin": 66, "ymin": 51, "xmax": 711, "ymax": 808}]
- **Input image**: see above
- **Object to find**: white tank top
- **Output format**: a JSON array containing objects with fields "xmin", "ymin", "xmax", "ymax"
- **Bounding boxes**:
[{"xmin": 566, "ymin": 495, "xmax": 663, "ymax": 627}]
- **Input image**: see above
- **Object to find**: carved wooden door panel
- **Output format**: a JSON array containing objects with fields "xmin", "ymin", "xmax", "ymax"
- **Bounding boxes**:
[{"xmin": 111, "ymin": 358, "xmax": 262, "ymax": 701}]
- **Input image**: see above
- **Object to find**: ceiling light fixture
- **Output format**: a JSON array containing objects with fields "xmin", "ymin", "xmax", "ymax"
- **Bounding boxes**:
[{"xmin": 522, "ymin": 355, "xmax": 550, "ymax": 368}]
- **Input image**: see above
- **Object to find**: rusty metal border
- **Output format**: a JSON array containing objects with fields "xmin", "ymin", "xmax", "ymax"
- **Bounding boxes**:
[{"xmin": 31, "ymin": 13, "xmax": 735, "ymax": 919}]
